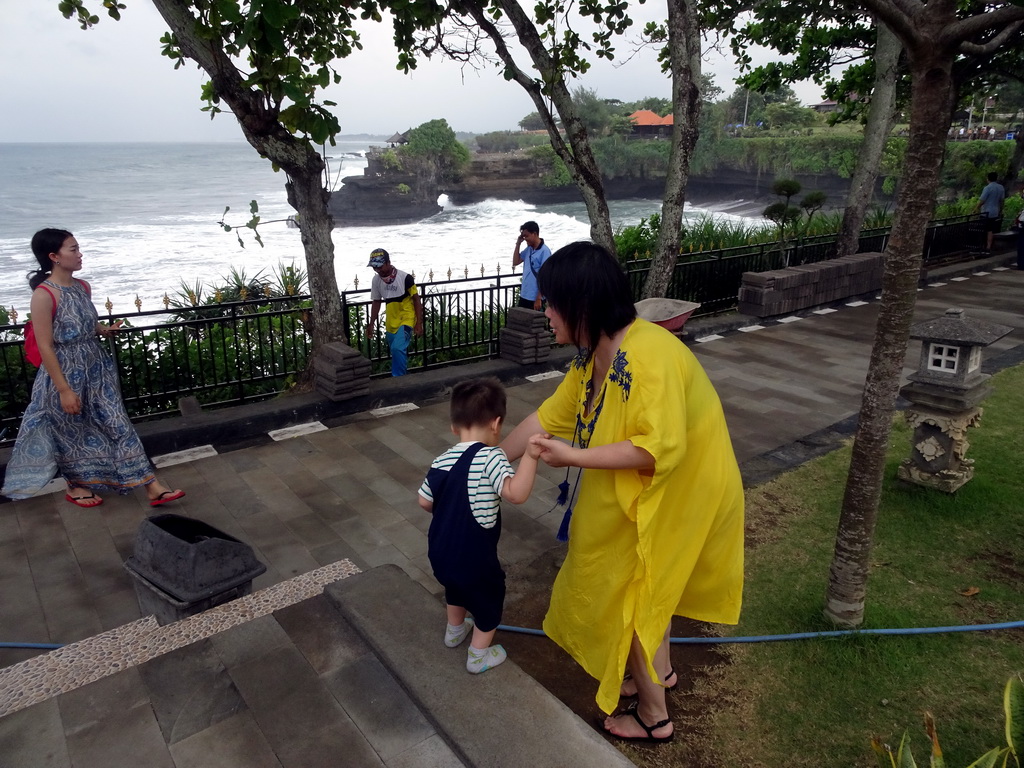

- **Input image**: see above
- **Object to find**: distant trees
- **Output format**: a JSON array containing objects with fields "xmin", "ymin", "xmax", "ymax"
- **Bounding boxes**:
[
  {"xmin": 402, "ymin": 119, "xmax": 470, "ymax": 182},
  {"xmin": 518, "ymin": 112, "xmax": 548, "ymax": 131}
]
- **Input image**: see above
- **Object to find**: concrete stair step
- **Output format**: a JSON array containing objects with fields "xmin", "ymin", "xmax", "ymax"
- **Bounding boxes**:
[{"xmin": 326, "ymin": 565, "xmax": 635, "ymax": 768}]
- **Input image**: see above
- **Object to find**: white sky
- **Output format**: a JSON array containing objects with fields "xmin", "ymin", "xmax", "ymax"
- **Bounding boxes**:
[{"xmin": 0, "ymin": 2, "xmax": 826, "ymax": 143}]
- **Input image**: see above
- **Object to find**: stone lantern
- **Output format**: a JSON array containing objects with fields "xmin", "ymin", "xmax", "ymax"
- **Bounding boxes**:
[{"xmin": 897, "ymin": 308, "xmax": 1011, "ymax": 493}]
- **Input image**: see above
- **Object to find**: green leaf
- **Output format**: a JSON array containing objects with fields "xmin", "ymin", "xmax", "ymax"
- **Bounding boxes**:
[
  {"xmin": 249, "ymin": 200, "xmax": 259, "ymax": 215},
  {"xmin": 260, "ymin": 0, "xmax": 300, "ymax": 29},
  {"xmin": 896, "ymin": 731, "xmax": 918, "ymax": 768},
  {"xmin": 1005, "ymin": 676, "xmax": 1024, "ymax": 759},
  {"xmin": 965, "ymin": 747, "xmax": 1007, "ymax": 768},
  {"xmin": 216, "ymin": 0, "xmax": 243, "ymax": 23}
]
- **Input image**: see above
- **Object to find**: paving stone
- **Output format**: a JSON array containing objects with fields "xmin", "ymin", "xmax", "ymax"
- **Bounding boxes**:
[
  {"xmin": 0, "ymin": 698, "xmax": 72, "ymax": 768},
  {"xmin": 228, "ymin": 645, "xmax": 385, "ymax": 768},
  {"xmin": 138, "ymin": 639, "xmax": 245, "ymax": 745},
  {"xmin": 211, "ymin": 614, "xmax": 293, "ymax": 668},
  {"xmin": 274, "ymin": 595, "xmax": 372, "ymax": 676},
  {"xmin": 324, "ymin": 653, "xmax": 438, "ymax": 761},
  {"xmin": 385, "ymin": 733, "xmax": 466, "ymax": 768},
  {"xmin": 169, "ymin": 711, "xmax": 283, "ymax": 768},
  {"xmin": 60, "ymin": 670, "xmax": 174, "ymax": 768}
]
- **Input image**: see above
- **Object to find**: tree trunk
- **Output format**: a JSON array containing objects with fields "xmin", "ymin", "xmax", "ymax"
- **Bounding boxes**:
[
  {"xmin": 833, "ymin": 22, "xmax": 902, "ymax": 259},
  {"xmin": 464, "ymin": 0, "xmax": 616, "ymax": 254},
  {"xmin": 643, "ymin": 0, "xmax": 702, "ymax": 299},
  {"xmin": 149, "ymin": 0, "xmax": 345, "ymax": 351},
  {"xmin": 285, "ymin": 165, "xmax": 344, "ymax": 346},
  {"xmin": 823, "ymin": 43, "xmax": 955, "ymax": 627}
]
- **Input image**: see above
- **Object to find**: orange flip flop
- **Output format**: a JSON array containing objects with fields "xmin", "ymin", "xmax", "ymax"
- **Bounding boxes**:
[{"xmin": 65, "ymin": 492, "xmax": 103, "ymax": 508}]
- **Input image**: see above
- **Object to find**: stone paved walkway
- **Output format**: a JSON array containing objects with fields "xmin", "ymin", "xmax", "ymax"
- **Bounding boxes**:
[{"xmin": 1, "ymin": 262, "xmax": 1022, "ymax": 767}]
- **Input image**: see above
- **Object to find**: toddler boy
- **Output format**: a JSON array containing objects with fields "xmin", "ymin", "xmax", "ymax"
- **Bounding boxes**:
[{"xmin": 418, "ymin": 377, "xmax": 541, "ymax": 674}]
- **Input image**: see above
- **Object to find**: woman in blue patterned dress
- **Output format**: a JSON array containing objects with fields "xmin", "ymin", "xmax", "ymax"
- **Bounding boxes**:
[{"xmin": 2, "ymin": 229, "xmax": 185, "ymax": 508}]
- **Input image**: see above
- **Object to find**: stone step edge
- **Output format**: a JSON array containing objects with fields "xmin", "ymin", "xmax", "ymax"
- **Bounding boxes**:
[{"xmin": 325, "ymin": 564, "xmax": 635, "ymax": 768}]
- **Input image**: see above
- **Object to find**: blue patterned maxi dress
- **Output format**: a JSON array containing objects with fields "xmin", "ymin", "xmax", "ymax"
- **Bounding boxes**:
[{"xmin": 1, "ymin": 280, "xmax": 155, "ymax": 498}]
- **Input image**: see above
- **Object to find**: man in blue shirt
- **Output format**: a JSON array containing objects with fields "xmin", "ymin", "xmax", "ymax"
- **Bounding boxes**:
[
  {"xmin": 512, "ymin": 221, "xmax": 552, "ymax": 310},
  {"xmin": 975, "ymin": 171, "xmax": 1006, "ymax": 254}
]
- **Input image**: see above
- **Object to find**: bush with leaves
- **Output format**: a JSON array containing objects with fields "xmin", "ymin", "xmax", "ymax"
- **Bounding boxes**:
[{"xmin": 872, "ymin": 675, "xmax": 1024, "ymax": 768}]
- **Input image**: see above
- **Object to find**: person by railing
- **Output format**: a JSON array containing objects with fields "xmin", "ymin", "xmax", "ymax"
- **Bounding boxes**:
[{"xmin": 0, "ymin": 215, "xmax": 980, "ymax": 440}]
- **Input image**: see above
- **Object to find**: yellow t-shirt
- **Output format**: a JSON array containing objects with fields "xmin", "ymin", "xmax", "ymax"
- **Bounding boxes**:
[
  {"xmin": 537, "ymin": 319, "xmax": 744, "ymax": 714},
  {"xmin": 371, "ymin": 269, "xmax": 419, "ymax": 334}
]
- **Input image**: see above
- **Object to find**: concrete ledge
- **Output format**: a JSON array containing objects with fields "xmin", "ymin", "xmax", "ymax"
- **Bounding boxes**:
[{"xmin": 326, "ymin": 565, "xmax": 635, "ymax": 768}]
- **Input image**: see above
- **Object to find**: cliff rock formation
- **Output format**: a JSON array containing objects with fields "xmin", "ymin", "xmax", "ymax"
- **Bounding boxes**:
[{"xmin": 328, "ymin": 149, "xmax": 890, "ymax": 225}]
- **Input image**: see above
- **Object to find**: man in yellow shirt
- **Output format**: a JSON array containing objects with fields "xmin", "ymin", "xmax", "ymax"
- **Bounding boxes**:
[{"xmin": 364, "ymin": 248, "xmax": 424, "ymax": 376}]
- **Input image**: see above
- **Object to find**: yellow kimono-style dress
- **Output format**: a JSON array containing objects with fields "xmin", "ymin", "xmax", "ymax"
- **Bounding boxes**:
[{"xmin": 537, "ymin": 319, "xmax": 744, "ymax": 714}]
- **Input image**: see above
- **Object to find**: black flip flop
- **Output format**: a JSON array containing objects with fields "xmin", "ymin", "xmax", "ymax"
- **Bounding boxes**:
[{"xmin": 603, "ymin": 701, "xmax": 674, "ymax": 744}]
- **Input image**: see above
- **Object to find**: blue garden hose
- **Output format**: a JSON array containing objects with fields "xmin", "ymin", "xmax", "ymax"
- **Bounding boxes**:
[
  {"xmin": 494, "ymin": 618, "xmax": 1024, "ymax": 643},
  {"xmin": 1, "ymin": 642, "xmax": 64, "ymax": 650},
  {"xmin": 6, "ymin": 619, "xmax": 1024, "ymax": 652}
]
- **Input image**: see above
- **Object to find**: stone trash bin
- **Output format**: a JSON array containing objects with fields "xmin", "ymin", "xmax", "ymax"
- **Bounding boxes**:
[{"xmin": 124, "ymin": 513, "xmax": 267, "ymax": 626}]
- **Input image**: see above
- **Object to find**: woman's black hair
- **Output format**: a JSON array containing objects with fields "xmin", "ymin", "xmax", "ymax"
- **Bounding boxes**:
[
  {"xmin": 537, "ymin": 241, "xmax": 636, "ymax": 358},
  {"xmin": 28, "ymin": 228, "xmax": 73, "ymax": 290}
]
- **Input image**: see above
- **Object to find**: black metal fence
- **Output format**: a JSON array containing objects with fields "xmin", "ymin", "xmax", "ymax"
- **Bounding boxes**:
[{"xmin": 0, "ymin": 215, "xmax": 980, "ymax": 439}]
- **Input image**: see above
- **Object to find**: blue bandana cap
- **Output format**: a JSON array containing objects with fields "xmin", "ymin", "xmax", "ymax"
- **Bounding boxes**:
[{"xmin": 368, "ymin": 248, "xmax": 389, "ymax": 268}]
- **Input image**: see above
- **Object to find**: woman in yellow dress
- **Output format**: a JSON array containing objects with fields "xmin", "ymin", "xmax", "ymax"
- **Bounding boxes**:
[{"xmin": 503, "ymin": 241, "xmax": 744, "ymax": 743}]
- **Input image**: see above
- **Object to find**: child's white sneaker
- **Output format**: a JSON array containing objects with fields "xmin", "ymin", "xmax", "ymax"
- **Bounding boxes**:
[
  {"xmin": 466, "ymin": 644, "xmax": 507, "ymax": 674},
  {"xmin": 445, "ymin": 617, "xmax": 475, "ymax": 648}
]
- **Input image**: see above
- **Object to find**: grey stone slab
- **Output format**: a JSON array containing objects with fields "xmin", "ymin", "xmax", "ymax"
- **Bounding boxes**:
[
  {"xmin": 211, "ymin": 614, "xmax": 293, "ymax": 669},
  {"xmin": 333, "ymin": 515, "xmax": 393, "ymax": 555},
  {"xmin": 327, "ymin": 565, "xmax": 634, "ymax": 768},
  {"xmin": 274, "ymin": 594, "xmax": 372, "ymax": 676},
  {"xmin": 60, "ymin": 670, "xmax": 174, "ymax": 768},
  {"xmin": 309, "ymin": 537, "xmax": 365, "ymax": 568},
  {"xmin": 169, "ymin": 711, "xmax": 283, "ymax": 768},
  {"xmin": 283, "ymin": 511, "xmax": 342, "ymax": 549},
  {"xmin": 386, "ymin": 733, "xmax": 466, "ymax": 768},
  {"xmin": 220, "ymin": 450, "xmax": 266, "ymax": 474},
  {"xmin": 321, "ymin": 471, "xmax": 377, "ymax": 504},
  {"xmin": 228, "ymin": 645, "xmax": 386, "ymax": 768},
  {"xmin": 301, "ymin": 490, "xmax": 361, "ymax": 525},
  {"xmin": 378, "ymin": 518, "xmax": 429, "ymax": 559},
  {"xmin": 137, "ymin": 639, "xmax": 246, "ymax": 745},
  {"xmin": 0, "ymin": 698, "xmax": 72, "ymax": 768},
  {"xmin": 94, "ymin": 586, "xmax": 144, "ymax": 631},
  {"xmin": 324, "ymin": 654, "xmax": 437, "ymax": 761}
]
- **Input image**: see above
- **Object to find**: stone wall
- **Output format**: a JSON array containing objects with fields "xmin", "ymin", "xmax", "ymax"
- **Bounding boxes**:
[{"xmin": 737, "ymin": 252, "xmax": 884, "ymax": 318}]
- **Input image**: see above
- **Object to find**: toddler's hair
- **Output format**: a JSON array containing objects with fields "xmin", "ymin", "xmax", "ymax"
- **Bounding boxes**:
[{"xmin": 450, "ymin": 377, "xmax": 507, "ymax": 429}]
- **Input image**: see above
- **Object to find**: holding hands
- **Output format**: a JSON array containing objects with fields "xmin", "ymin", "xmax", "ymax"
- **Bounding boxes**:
[{"xmin": 528, "ymin": 433, "xmax": 577, "ymax": 468}]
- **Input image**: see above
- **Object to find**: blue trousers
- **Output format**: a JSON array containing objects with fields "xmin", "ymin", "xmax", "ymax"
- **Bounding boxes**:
[{"xmin": 386, "ymin": 326, "xmax": 413, "ymax": 376}]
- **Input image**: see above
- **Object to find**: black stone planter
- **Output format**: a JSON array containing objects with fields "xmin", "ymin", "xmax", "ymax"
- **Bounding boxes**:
[{"xmin": 124, "ymin": 513, "xmax": 266, "ymax": 626}]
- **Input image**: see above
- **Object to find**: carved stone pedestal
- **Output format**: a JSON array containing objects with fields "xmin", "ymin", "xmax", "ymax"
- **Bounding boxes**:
[
  {"xmin": 897, "ymin": 406, "xmax": 982, "ymax": 493},
  {"xmin": 313, "ymin": 342, "xmax": 371, "ymax": 402},
  {"xmin": 499, "ymin": 308, "xmax": 551, "ymax": 365}
]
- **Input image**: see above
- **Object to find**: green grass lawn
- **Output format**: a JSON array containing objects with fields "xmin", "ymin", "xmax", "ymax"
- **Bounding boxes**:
[{"xmin": 700, "ymin": 364, "xmax": 1024, "ymax": 767}]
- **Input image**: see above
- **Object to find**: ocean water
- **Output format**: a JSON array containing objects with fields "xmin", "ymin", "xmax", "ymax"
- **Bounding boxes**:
[{"xmin": 0, "ymin": 141, "xmax": 757, "ymax": 317}]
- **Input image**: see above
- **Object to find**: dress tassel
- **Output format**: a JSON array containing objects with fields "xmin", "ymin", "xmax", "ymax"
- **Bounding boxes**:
[
  {"xmin": 556, "ymin": 478, "xmax": 570, "ymax": 505},
  {"xmin": 556, "ymin": 506, "xmax": 573, "ymax": 543}
]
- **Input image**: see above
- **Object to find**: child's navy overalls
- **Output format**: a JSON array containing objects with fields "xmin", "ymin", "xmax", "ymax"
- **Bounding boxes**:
[{"xmin": 426, "ymin": 442, "xmax": 506, "ymax": 632}]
